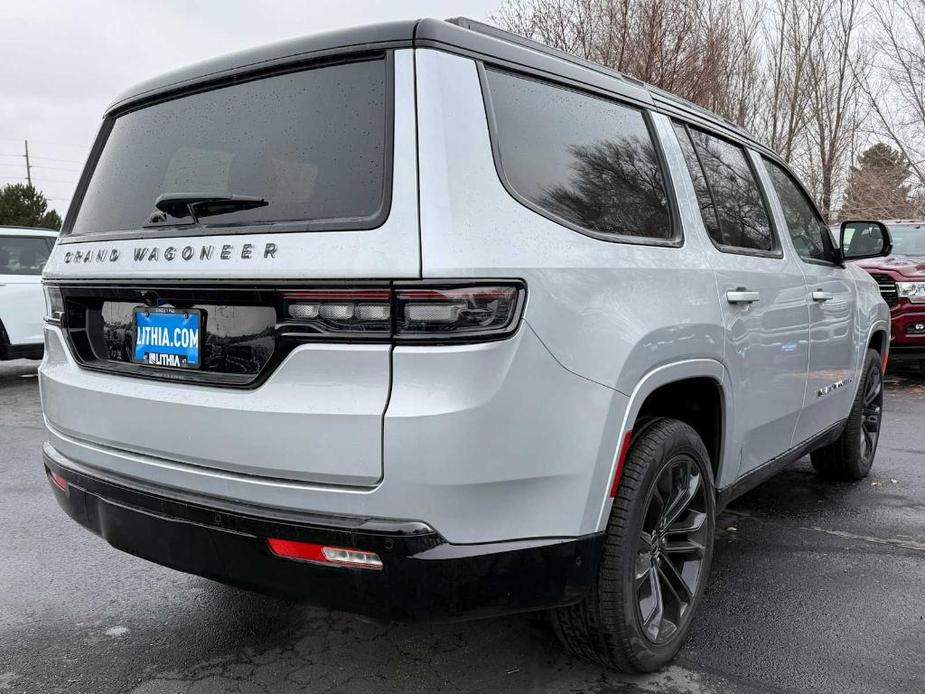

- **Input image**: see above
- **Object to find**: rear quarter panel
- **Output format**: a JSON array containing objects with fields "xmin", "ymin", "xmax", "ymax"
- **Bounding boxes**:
[{"xmin": 414, "ymin": 49, "xmax": 736, "ymax": 527}]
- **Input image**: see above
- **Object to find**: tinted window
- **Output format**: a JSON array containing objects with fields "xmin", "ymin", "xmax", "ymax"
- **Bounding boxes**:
[
  {"xmin": 763, "ymin": 158, "xmax": 832, "ymax": 262},
  {"xmin": 0, "ymin": 236, "xmax": 52, "ymax": 275},
  {"xmin": 888, "ymin": 225, "xmax": 925, "ymax": 256},
  {"xmin": 676, "ymin": 125, "xmax": 774, "ymax": 252},
  {"xmin": 71, "ymin": 58, "xmax": 388, "ymax": 236},
  {"xmin": 486, "ymin": 68, "xmax": 672, "ymax": 241},
  {"xmin": 672, "ymin": 123, "xmax": 722, "ymax": 241}
]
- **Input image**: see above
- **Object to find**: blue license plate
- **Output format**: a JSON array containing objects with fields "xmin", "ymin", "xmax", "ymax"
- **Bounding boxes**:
[{"xmin": 133, "ymin": 307, "xmax": 202, "ymax": 368}]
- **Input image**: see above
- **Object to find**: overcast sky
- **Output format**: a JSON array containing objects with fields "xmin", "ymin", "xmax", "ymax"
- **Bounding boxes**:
[{"xmin": 0, "ymin": 0, "xmax": 500, "ymax": 217}]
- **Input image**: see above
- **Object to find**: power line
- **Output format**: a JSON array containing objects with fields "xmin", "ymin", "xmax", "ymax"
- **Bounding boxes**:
[
  {"xmin": 31, "ymin": 164, "xmax": 82, "ymax": 173},
  {"xmin": 0, "ymin": 174, "xmax": 79, "ymax": 185},
  {"xmin": 0, "ymin": 136, "xmax": 86, "ymax": 150},
  {"xmin": 0, "ymin": 167, "xmax": 78, "ymax": 179},
  {"xmin": 30, "ymin": 156, "xmax": 84, "ymax": 166},
  {"xmin": 0, "ymin": 153, "xmax": 84, "ymax": 166}
]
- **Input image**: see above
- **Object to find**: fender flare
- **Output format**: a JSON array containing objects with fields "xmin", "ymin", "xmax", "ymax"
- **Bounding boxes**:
[{"xmin": 594, "ymin": 358, "xmax": 733, "ymax": 531}]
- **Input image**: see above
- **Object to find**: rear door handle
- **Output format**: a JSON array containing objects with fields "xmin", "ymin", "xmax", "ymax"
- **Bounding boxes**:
[
  {"xmin": 812, "ymin": 290, "xmax": 834, "ymax": 302},
  {"xmin": 726, "ymin": 289, "xmax": 760, "ymax": 304}
]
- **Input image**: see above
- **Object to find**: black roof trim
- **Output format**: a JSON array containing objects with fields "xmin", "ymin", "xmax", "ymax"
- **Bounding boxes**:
[
  {"xmin": 105, "ymin": 16, "xmax": 766, "ymax": 152},
  {"xmin": 106, "ymin": 20, "xmax": 419, "ymax": 114}
]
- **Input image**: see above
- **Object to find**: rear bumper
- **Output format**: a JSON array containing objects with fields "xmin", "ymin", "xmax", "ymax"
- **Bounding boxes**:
[{"xmin": 44, "ymin": 442, "xmax": 602, "ymax": 622}]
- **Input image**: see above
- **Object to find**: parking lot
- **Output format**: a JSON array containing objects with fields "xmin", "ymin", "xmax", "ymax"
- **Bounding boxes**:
[{"xmin": 0, "ymin": 358, "xmax": 922, "ymax": 694}]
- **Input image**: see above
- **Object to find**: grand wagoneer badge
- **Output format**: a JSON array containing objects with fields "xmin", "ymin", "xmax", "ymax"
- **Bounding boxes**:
[{"xmin": 62, "ymin": 242, "xmax": 279, "ymax": 264}]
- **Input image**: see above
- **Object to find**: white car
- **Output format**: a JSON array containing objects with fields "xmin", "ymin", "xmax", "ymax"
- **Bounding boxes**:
[{"xmin": 0, "ymin": 226, "xmax": 57, "ymax": 360}]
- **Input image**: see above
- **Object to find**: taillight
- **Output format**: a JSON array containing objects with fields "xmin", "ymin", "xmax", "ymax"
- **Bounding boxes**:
[
  {"xmin": 395, "ymin": 286, "xmax": 521, "ymax": 341},
  {"xmin": 281, "ymin": 282, "xmax": 525, "ymax": 343},
  {"xmin": 267, "ymin": 538, "xmax": 383, "ymax": 570},
  {"xmin": 43, "ymin": 284, "xmax": 64, "ymax": 324},
  {"xmin": 282, "ymin": 289, "xmax": 392, "ymax": 338}
]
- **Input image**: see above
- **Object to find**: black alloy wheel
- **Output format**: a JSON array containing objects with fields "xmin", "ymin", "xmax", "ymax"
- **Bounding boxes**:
[
  {"xmin": 551, "ymin": 418, "xmax": 715, "ymax": 672},
  {"xmin": 635, "ymin": 454, "xmax": 709, "ymax": 644},
  {"xmin": 812, "ymin": 348, "xmax": 884, "ymax": 480}
]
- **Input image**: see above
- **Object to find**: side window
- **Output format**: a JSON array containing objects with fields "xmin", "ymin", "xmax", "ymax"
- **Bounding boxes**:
[
  {"xmin": 0, "ymin": 236, "xmax": 52, "ymax": 275},
  {"xmin": 674, "ymin": 123, "xmax": 774, "ymax": 253},
  {"xmin": 763, "ymin": 158, "xmax": 834, "ymax": 262},
  {"xmin": 484, "ymin": 68, "xmax": 673, "ymax": 241},
  {"xmin": 672, "ymin": 123, "xmax": 722, "ymax": 241}
]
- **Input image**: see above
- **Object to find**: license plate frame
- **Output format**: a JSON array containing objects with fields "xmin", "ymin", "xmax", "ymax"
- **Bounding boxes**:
[{"xmin": 132, "ymin": 306, "xmax": 203, "ymax": 369}]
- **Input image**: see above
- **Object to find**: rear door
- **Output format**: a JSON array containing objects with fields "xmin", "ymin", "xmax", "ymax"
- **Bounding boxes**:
[
  {"xmin": 672, "ymin": 124, "xmax": 810, "ymax": 475},
  {"xmin": 0, "ymin": 234, "xmax": 52, "ymax": 346},
  {"xmin": 761, "ymin": 157, "xmax": 859, "ymax": 442},
  {"xmin": 41, "ymin": 50, "xmax": 420, "ymax": 487}
]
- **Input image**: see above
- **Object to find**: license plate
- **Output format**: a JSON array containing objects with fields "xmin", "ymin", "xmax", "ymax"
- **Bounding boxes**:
[{"xmin": 133, "ymin": 307, "xmax": 202, "ymax": 368}]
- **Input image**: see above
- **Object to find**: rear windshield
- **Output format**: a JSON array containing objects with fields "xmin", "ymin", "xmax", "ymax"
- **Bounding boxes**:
[{"xmin": 69, "ymin": 57, "xmax": 389, "ymax": 237}]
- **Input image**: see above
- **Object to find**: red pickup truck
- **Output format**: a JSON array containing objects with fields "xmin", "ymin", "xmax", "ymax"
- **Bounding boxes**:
[{"xmin": 852, "ymin": 221, "xmax": 925, "ymax": 366}]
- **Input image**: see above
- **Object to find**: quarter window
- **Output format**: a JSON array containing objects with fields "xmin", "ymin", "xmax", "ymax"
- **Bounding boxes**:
[
  {"xmin": 485, "ymin": 68, "xmax": 673, "ymax": 241},
  {"xmin": 763, "ymin": 158, "xmax": 833, "ymax": 262},
  {"xmin": 0, "ymin": 236, "xmax": 52, "ymax": 275},
  {"xmin": 674, "ymin": 124, "xmax": 774, "ymax": 252}
]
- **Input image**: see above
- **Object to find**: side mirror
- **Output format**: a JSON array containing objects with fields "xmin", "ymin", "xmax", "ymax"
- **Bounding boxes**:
[{"xmin": 840, "ymin": 220, "xmax": 893, "ymax": 261}]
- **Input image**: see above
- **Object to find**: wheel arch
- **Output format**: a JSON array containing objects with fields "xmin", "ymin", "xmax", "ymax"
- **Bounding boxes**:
[
  {"xmin": 595, "ymin": 359, "xmax": 734, "ymax": 531},
  {"xmin": 866, "ymin": 323, "xmax": 889, "ymax": 367}
]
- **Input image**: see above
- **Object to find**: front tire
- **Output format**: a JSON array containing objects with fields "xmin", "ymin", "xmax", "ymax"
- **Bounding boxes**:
[
  {"xmin": 811, "ymin": 349, "xmax": 883, "ymax": 481},
  {"xmin": 551, "ymin": 418, "xmax": 715, "ymax": 672}
]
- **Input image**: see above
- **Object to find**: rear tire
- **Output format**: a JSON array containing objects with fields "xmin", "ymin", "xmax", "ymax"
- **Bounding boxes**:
[
  {"xmin": 551, "ymin": 418, "xmax": 715, "ymax": 672},
  {"xmin": 811, "ymin": 349, "xmax": 883, "ymax": 481}
]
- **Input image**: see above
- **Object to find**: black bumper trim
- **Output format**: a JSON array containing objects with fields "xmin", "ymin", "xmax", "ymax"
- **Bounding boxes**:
[{"xmin": 43, "ymin": 444, "xmax": 603, "ymax": 622}]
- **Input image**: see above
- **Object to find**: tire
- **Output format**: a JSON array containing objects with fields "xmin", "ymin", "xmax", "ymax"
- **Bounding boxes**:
[
  {"xmin": 811, "ymin": 348, "xmax": 884, "ymax": 480},
  {"xmin": 550, "ymin": 418, "xmax": 715, "ymax": 673}
]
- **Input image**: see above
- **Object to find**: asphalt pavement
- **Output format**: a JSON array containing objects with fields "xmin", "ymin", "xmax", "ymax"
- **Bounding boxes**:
[{"xmin": 0, "ymin": 358, "xmax": 923, "ymax": 693}]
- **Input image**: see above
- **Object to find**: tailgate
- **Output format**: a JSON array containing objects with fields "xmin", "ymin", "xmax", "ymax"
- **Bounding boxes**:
[{"xmin": 42, "ymin": 331, "xmax": 389, "ymax": 486}]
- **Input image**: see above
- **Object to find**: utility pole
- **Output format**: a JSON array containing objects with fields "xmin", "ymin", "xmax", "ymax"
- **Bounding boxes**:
[{"xmin": 24, "ymin": 139, "xmax": 32, "ymax": 187}]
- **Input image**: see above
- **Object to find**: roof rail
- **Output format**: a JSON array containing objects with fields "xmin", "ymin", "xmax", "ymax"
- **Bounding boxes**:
[
  {"xmin": 446, "ymin": 16, "xmax": 763, "ymax": 148},
  {"xmin": 445, "ymin": 17, "xmax": 643, "ymax": 88}
]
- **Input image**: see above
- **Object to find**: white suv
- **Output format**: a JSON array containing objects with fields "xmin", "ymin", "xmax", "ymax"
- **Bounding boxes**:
[
  {"xmin": 0, "ymin": 226, "xmax": 57, "ymax": 360},
  {"xmin": 39, "ymin": 18, "xmax": 891, "ymax": 672}
]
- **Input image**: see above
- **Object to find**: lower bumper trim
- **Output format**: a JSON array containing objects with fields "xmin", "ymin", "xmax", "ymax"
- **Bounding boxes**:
[{"xmin": 43, "ymin": 443, "xmax": 603, "ymax": 622}]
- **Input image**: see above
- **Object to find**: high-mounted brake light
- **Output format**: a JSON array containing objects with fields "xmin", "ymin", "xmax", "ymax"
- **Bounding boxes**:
[
  {"xmin": 267, "ymin": 538, "xmax": 383, "ymax": 570},
  {"xmin": 280, "ymin": 283, "xmax": 525, "ymax": 343}
]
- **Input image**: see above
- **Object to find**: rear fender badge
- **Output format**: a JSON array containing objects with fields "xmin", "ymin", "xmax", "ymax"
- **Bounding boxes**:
[
  {"xmin": 62, "ymin": 242, "xmax": 279, "ymax": 264},
  {"xmin": 817, "ymin": 378, "xmax": 851, "ymax": 398}
]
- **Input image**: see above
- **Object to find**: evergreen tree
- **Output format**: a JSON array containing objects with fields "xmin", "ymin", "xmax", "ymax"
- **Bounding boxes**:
[
  {"xmin": 0, "ymin": 183, "xmax": 62, "ymax": 229},
  {"xmin": 840, "ymin": 143, "xmax": 918, "ymax": 220}
]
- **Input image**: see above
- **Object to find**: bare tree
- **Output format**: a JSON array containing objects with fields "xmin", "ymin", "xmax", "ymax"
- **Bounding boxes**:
[
  {"xmin": 757, "ymin": 0, "xmax": 826, "ymax": 162},
  {"xmin": 804, "ymin": 0, "xmax": 868, "ymax": 219},
  {"xmin": 865, "ymin": 0, "xmax": 925, "ymax": 190},
  {"xmin": 492, "ymin": 0, "xmax": 918, "ymax": 219},
  {"xmin": 491, "ymin": 0, "xmax": 763, "ymax": 122}
]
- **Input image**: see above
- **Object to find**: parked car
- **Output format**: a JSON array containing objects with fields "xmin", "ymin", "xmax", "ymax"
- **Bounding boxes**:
[
  {"xmin": 39, "ymin": 18, "xmax": 893, "ymax": 672},
  {"xmin": 0, "ymin": 226, "xmax": 57, "ymax": 360},
  {"xmin": 850, "ymin": 221, "xmax": 925, "ymax": 366}
]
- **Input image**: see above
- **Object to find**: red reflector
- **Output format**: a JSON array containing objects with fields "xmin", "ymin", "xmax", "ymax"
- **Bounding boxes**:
[
  {"xmin": 49, "ymin": 471, "xmax": 68, "ymax": 492},
  {"xmin": 882, "ymin": 350, "xmax": 889, "ymax": 373},
  {"xmin": 266, "ymin": 538, "xmax": 383, "ymax": 570},
  {"xmin": 609, "ymin": 430, "xmax": 634, "ymax": 498}
]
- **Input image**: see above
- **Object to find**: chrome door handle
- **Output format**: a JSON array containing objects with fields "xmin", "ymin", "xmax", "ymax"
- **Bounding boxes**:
[
  {"xmin": 812, "ymin": 290, "xmax": 834, "ymax": 302},
  {"xmin": 726, "ymin": 290, "xmax": 760, "ymax": 304}
]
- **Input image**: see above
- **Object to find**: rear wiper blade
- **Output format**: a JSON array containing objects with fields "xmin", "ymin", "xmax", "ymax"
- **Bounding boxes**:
[{"xmin": 153, "ymin": 193, "xmax": 268, "ymax": 223}]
